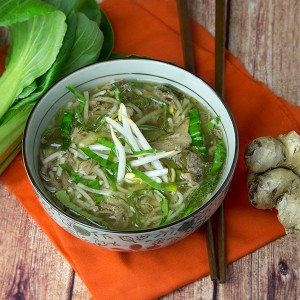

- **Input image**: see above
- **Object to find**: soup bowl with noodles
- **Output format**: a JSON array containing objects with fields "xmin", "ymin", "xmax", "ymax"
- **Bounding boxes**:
[{"xmin": 23, "ymin": 59, "xmax": 238, "ymax": 251}]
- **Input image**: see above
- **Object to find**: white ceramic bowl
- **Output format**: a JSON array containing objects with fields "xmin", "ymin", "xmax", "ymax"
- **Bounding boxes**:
[{"xmin": 23, "ymin": 59, "xmax": 238, "ymax": 251}]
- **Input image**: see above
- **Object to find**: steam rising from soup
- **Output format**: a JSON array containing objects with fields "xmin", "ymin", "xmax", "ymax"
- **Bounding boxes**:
[{"xmin": 39, "ymin": 80, "xmax": 226, "ymax": 230}]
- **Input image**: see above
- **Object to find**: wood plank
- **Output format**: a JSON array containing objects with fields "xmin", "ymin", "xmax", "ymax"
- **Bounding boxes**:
[
  {"xmin": 228, "ymin": 0, "xmax": 299, "ymax": 105},
  {"xmin": 0, "ymin": 182, "xmax": 78, "ymax": 299}
]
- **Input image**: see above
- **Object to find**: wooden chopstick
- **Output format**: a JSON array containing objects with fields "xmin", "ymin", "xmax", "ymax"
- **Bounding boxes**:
[
  {"xmin": 177, "ymin": 0, "xmax": 196, "ymax": 74},
  {"xmin": 215, "ymin": 0, "xmax": 227, "ymax": 283},
  {"xmin": 177, "ymin": 0, "xmax": 219, "ymax": 282}
]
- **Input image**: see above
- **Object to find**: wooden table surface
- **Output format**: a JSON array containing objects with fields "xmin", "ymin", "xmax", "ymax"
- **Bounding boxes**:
[{"xmin": 0, "ymin": 0, "xmax": 299, "ymax": 299}]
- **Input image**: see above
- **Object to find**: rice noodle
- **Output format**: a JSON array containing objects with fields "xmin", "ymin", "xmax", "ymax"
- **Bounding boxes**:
[
  {"xmin": 107, "ymin": 103, "xmax": 118, "ymax": 116},
  {"xmin": 75, "ymin": 185, "xmax": 96, "ymax": 203},
  {"xmin": 56, "ymin": 157, "xmax": 65, "ymax": 177},
  {"xmin": 105, "ymin": 116, "xmax": 127, "ymax": 136},
  {"xmin": 42, "ymin": 151, "xmax": 64, "ymax": 164},
  {"xmin": 93, "ymin": 167, "xmax": 110, "ymax": 188},
  {"xmin": 77, "ymin": 182, "xmax": 112, "ymax": 196},
  {"xmin": 125, "ymin": 102, "xmax": 143, "ymax": 115},
  {"xmin": 69, "ymin": 147, "xmax": 88, "ymax": 160}
]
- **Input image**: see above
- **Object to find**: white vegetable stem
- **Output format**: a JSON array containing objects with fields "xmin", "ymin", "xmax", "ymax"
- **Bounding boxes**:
[
  {"xmin": 130, "ymin": 150, "xmax": 179, "ymax": 167},
  {"xmin": 120, "ymin": 114, "xmax": 169, "ymax": 181},
  {"xmin": 109, "ymin": 125, "xmax": 126, "ymax": 182},
  {"xmin": 83, "ymin": 91, "xmax": 89, "ymax": 123},
  {"xmin": 144, "ymin": 168, "xmax": 169, "ymax": 177},
  {"xmin": 119, "ymin": 103, "xmax": 140, "ymax": 151}
]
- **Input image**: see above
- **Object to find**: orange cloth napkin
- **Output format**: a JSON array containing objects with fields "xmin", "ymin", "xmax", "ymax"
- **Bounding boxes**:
[{"xmin": 1, "ymin": 0, "xmax": 300, "ymax": 299}]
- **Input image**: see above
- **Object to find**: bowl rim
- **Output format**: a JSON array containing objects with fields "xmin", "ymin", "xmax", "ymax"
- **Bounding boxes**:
[{"xmin": 23, "ymin": 58, "xmax": 239, "ymax": 234}]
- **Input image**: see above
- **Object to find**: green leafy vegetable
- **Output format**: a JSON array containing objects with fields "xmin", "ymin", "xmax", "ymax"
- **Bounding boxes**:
[
  {"xmin": 0, "ymin": 0, "xmax": 57, "ymax": 26},
  {"xmin": 0, "ymin": 7, "xmax": 67, "ymax": 118},
  {"xmin": 98, "ymin": 7, "xmax": 114, "ymax": 60},
  {"xmin": 59, "ymin": 12, "xmax": 103, "ymax": 77},
  {"xmin": 43, "ymin": 0, "xmax": 101, "ymax": 25}
]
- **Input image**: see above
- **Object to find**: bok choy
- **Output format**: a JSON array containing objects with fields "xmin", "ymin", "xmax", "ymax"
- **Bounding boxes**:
[{"xmin": 0, "ymin": 0, "xmax": 114, "ymax": 174}]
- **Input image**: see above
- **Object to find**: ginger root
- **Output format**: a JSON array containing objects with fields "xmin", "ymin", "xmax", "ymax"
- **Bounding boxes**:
[{"xmin": 245, "ymin": 131, "xmax": 300, "ymax": 234}]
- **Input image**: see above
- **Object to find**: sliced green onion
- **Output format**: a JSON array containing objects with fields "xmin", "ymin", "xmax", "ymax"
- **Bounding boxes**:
[
  {"xmin": 129, "ymin": 189, "xmax": 144, "ymax": 227},
  {"xmin": 80, "ymin": 148, "xmax": 118, "ymax": 172},
  {"xmin": 97, "ymin": 137, "xmax": 115, "ymax": 149},
  {"xmin": 93, "ymin": 114, "xmax": 107, "ymax": 132},
  {"xmin": 155, "ymin": 191, "xmax": 169, "ymax": 225},
  {"xmin": 112, "ymin": 83, "xmax": 121, "ymax": 101},
  {"xmin": 103, "ymin": 169, "xmax": 117, "ymax": 191},
  {"xmin": 131, "ymin": 168, "xmax": 177, "ymax": 192},
  {"xmin": 66, "ymin": 86, "xmax": 86, "ymax": 112},
  {"xmin": 55, "ymin": 190, "xmax": 107, "ymax": 226},
  {"xmin": 61, "ymin": 111, "xmax": 74, "ymax": 150},
  {"xmin": 108, "ymin": 149, "xmax": 116, "ymax": 162}
]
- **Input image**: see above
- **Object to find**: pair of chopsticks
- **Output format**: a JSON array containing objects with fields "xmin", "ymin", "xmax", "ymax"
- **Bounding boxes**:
[{"xmin": 177, "ymin": 0, "xmax": 227, "ymax": 283}]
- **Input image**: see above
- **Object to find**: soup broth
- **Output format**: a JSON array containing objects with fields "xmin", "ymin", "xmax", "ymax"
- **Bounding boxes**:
[{"xmin": 39, "ymin": 79, "xmax": 226, "ymax": 230}]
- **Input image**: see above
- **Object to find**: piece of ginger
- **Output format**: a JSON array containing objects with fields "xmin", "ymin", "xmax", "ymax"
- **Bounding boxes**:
[{"xmin": 245, "ymin": 131, "xmax": 300, "ymax": 235}]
